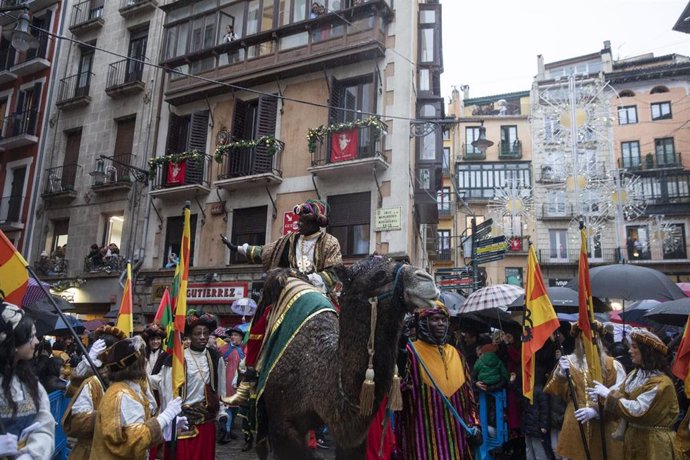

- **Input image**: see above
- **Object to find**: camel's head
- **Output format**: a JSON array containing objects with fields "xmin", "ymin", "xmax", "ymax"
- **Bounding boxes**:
[{"xmin": 335, "ymin": 255, "xmax": 439, "ymax": 313}]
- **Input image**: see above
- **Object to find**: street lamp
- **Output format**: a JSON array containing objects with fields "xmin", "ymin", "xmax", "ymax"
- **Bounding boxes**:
[
  {"xmin": 1, "ymin": 8, "xmax": 40, "ymax": 52},
  {"xmin": 471, "ymin": 120, "xmax": 494, "ymax": 152}
]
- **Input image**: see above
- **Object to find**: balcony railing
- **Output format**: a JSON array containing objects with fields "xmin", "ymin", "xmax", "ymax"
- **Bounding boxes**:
[
  {"xmin": 106, "ymin": 59, "xmax": 144, "ymax": 93},
  {"xmin": 499, "ymin": 140, "xmax": 522, "ymax": 159},
  {"xmin": 44, "ymin": 164, "xmax": 80, "ymax": 195},
  {"xmin": 119, "ymin": 0, "xmax": 157, "ymax": 16},
  {"xmin": 541, "ymin": 203, "xmax": 573, "ymax": 219},
  {"xmin": 1, "ymin": 109, "xmax": 38, "ymax": 139},
  {"xmin": 56, "ymin": 72, "xmax": 93, "ymax": 106},
  {"xmin": 25, "ymin": 32, "xmax": 50, "ymax": 62},
  {"xmin": 437, "ymin": 204, "xmax": 452, "ymax": 217},
  {"xmin": 538, "ymin": 248, "xmax": 618, "ymax": 264},
  {"xmin": 34, "ymin": 256, "xmax": 68, "ymax": 277},
  {"xmin": 90, "ymin": 154, "xmax": 135, "ymax": 187},
  {"xmin": 462, "ymin": 143, "xmax": 485, "ymax": 160},
  {"xmin": 150, "ymin": 155, "xmax": 212, "ymax": 191},
  {"xmin": 437, "ymin": 249, "xmax": 452, "ymax": 261},
  {"xmin": 618, "ymin": 153, "xmax": 683, "ymax": 171},
  {"xmin": 0, "ymin": 46, "xmax": 15, "ymax": 72},
  {"xmin": 70, "ymin": 0, "xmax": 104, "ymax": 31},
  {"xmin": 311, "ymin": 125, "xmax": 386, "ymax": 167},
  {"xmin": 0, "ymin": 195, "xmax": 22, "ymax": 223},
  {"xmin": 85, "ymin": 253, "xmax": 128, "ymax": 274},
  {"xmin": 217, "ymin": 143, "xmax": 283, "ymax": 180}
]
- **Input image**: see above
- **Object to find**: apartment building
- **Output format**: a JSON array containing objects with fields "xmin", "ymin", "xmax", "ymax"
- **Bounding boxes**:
[
  {"xmin": 0, "ymin": 0, "xmax": 64, "ymax": 253},
  {"xmin": 29, "ymin": 0, "xmax": 165, "ymax": 316},
  {"xmin": 132, "ymin": 0, "xmax": 446, "ymax": 323}
]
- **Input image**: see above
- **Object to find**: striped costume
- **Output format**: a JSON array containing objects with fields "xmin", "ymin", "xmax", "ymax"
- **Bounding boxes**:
[{"xmin": 396, "ymin": 340, "xmax": 480, "ymax": 460}]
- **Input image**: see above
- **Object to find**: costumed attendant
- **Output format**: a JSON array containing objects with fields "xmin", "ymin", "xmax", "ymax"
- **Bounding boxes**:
[
  {"xmin": 143, "ymin": 323, "xmax": 167, "ymax": 377},
  {"xmin": 588, "ymin": 329, "xmax": 679, "ymax": 459},
  {"xmin": 90, "ymin": 336, "xmax": 186, "ymax": 459},
  {"xmin": 62, "ymin": 325, "xmax": 127, "ymax": 460},
  {"xmin": 221, "ymin": 199, "xmax": 342, "ymax": 406},
  {"xmin": 0, "ymin": 301, "xmax": 55, "ymax": 460},
  {"xmin": 544, "ymin": 321, "xmax": 625, "ymax": 460},
  {"xmin": 156, "ymin": 312, "xmax": 226, "ymax": 459},
  {"xmin": 219, "ymin": 326, "xmax": 245, "ymax": 444},
  {"xmin": 395, "ymin": 302, "xmax": 481, "ymax": 460}
]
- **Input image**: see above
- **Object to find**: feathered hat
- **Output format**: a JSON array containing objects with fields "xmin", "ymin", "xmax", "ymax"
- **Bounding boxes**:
[{"xmin": 105, "ymin": 335, "xmax": 146, "ymax": 371}]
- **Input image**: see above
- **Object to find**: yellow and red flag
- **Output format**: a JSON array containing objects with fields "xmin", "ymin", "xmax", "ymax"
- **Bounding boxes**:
[
  {"xmin": 172, "ymin": 205, "xmax": 191, "ymax": 396},
  {"xmin": 115, "ymin": 263, "xmax": 133, "ymax": 337},
  {"xmin": 0, "ymin": 230, "xmax": 28, "ymax": 305},
  {"xmin": 522, "ymin": 244, "xmax": 560, "ymax": 403},
  {"xmin": 672, "ymin": 316, "xmax": 690, "ymax": 397},
  {"xmin": 577, "ymin": 228, "xmax": 602, "ymax": 383}
]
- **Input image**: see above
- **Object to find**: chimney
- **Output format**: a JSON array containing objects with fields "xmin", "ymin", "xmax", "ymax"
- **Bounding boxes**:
[
  {"xmin": 537, "ymin": 54, "xmax": 545, "ymax": 80},
  {"xmin": 460, "ymin": 84, "xmax": 470, "ymax": 100},
  {"xmin": 601, "ymin": 40, "xmax": 613, "ymax": 73},
  {"xmin": 449, "ymin": 86, "xmax": 462, "ymax": 116}
]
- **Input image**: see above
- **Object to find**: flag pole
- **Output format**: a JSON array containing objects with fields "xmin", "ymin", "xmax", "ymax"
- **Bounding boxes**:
[
  {"xmin": 26, "ymin": 265, "xmax": 107, "ymax": 389},
  {"xmin": 557, "ymin": 341, "xmax": 592, "ymax": 460}
]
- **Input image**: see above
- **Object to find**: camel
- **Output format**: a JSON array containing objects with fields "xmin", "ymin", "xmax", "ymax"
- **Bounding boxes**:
[{"xmin": 256, "ymin": 255, "xmax": 439, "ymax": 460}]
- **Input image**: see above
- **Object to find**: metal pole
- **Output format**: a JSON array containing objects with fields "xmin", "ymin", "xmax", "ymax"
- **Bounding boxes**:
[
  {"xmin": 471, "ymin": 217, "xmax": 478, "ymax": 291},
  {"xmin": 558, "ymin": 343, "xmax": 592, "ymax": 460}
]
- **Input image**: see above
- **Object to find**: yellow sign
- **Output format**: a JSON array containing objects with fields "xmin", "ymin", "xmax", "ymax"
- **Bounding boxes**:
[{"xmin": 375, "ymin": 207, "xmax": 402, "ymax": 231}]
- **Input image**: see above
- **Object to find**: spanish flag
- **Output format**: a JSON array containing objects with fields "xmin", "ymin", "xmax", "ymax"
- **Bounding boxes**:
[
  {"xmin": 172, "ymin": 205, "xmax": 191, "ymax": 396},
  {"xmin": 672, "ymin": 315, "xmax": 690, "ymax": 397},
  {"xmin": 577, "ymin": 228, "xmax": 602, "ymax": 383},
  {"xmin": 522, "ymin": 244, "xmax": 560, "ymax": 403},
  {"xmin": 0, "ymin": 230, "xmax": 28, "ymax": 305},
  {"xmin": 115, "ymin": 263, "xmax": 133, "ymax": 337}
]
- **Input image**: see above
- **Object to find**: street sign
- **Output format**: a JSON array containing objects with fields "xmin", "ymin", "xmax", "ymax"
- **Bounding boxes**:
[
  {"xmin": 475, "ymin": 253, "xmax": 506, "ymax": 265},
  {"xmin": 474, "ymin": 226, "xmax": 493, "ymax": 241},
  {"xmin": 475, "ymin": 218, "xmax": 493, "ymax": 233},
  {"xmin": 283, "ymin": 212, "xmax": 298, "ymax": 235},
  {"xmin": 474, "ymin": 235, "xmax": 508, "ymax": 264}
]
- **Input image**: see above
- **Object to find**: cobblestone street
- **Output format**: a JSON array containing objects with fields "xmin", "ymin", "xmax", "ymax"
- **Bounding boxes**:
[{"xmin": 215, "ymin": 440, "xmax": 336, "ymax": 459}]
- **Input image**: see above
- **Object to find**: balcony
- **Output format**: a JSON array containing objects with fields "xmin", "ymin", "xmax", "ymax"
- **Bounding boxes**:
[
  {"xmin": 0, "ymin": 195, "xmax": 23, "ymax": 231},
  {"xmin": 106, "ymin": 59, "xmax": 145, "ymax": 98},
  {"xmin": 56, "ymin": 73, "xmax": 93, "ymax": 110},
  {"xmin": 437, "ymin": 204, "xmax": 452, "ymax": 218},
  {"xmin": 84, "ymin": 253, "xmax": 127, "ymax": 274},
  {"xmin": 308, "ymin": 124, "xmax": 388, "ymax": 178},
  {"xmin": 215, "ymin": 141, "xmax": 283, "ymax": 191},
  {"xmin": 499, "ymin": 140, "xmax": 522, "ymax": 159},
  {"xmin": 69, "ymin": 0, "xmax": 104, "ymax": 35},
  {"xmin": 149, "ymin": 154, "xmax": 212, "ymax": 199},
  {"xmin": 541, "ymin": 203, "xmax": 573, "ymax": 220},
  {"xmin": 0, "ymin": 109, "xmax": 39, "ymax": 150},
  {"xmin": 42, "ymin": 164, "xmax": 80, "ymax": 202},
  {"xmin": 89, "ymin": 155, "xmax": 134, "ymax": 193},
  {"xmin": 34, "ymin": 256, "xmax": 68, "ymax": 277},
  {"xmin": 618, "ymin": 153, "xmax": 683, "ymax": 172},
  {"xmin": 506, "ymin": 235, "xmax": 530, "ymax": 254},
  {"xmin": 119, "ymin": 0, "xmax": 157, "ymax": 18},
  {"xmin": 537, "ymin": 248, "xmax": 618, "ymax": 265},
  {"xmin": 0, "ymin": 0, "xmax": 61, "ymax": 27},
  {"xmin": 162, "ymin": 0, "xmax": 391, "ymax": 105},
  {"xmin": 437, "ymin": 249, "xmax": 452, "ymax": 261},
  {"xmin": 0, "ymin": 47, "xmax": 17, "ymax": 84},
  {"xmin": 11, "ymin": 32, "xmax": 50, "ymax": 77},
  {"xmin": 462, "ymin": 144, "xmax": 485, "ymax": 160}
]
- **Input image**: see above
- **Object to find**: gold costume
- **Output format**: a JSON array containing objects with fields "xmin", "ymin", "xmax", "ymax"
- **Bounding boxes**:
[
  {"xmin": 89, "ymin": 381, "xmax": 162, "ymax": 460},
  {"xmin": 62, "ymin": 376, "xmax": 104, "ymax": 460},
  {"xmin": 605, "ymin": 370, "xmax": 679, "ymax": 460},
  {"xmin": 544, "ymin": 356, "xmax": 623, "ymax": 460}
]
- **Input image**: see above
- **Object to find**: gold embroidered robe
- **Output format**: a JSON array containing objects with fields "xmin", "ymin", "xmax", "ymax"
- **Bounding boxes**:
[{"xmin": 62, "ymin": 376, "xmax": 104, "ymax": 460}]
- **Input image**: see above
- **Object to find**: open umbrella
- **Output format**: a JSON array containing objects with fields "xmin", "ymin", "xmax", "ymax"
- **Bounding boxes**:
[
  {"xmin": 439, "ymin": 291, "xmax": 465, "ymax": 316},
  {"xmin": 677, "ymin": 283, "xmax": 690, "ymax": 297},
  {"xmin": 508, "ymin": 286, "xmax": 610, "ymax": 313},
  {"xmin": 83, "ymin": 319, "xmax": 107, "ymax": 332},
  {"xmin": 643, "ymin": 297, "xmax": 690, "ymax": 327},
  {"xmin": 566, "ymin": 264, "xmax": 686, "ymax": 302},
  {"xmin": 231, "ymin": 298, "xmax": 257, "ymax": 317},
  {"xmin": 460, "ymin": 284, "xmax": 524, "ymax": 315},
  {"xmin": 618, "ymin": 299, "xmax": 660, "ymax": 323},
  {"xmin": 29, "ymin": 310, "xmax": 84, "ymax": 337},
  {"xmin": 24, "ymin": 295, "xmax": 75, "ymax": 314},
  {"xmin": 21, "ymin": 277, "xmax": 51, "ymax": 307}
]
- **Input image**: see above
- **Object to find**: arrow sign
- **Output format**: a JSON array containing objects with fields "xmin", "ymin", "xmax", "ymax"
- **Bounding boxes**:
[
  {"xmin": 474, "ymin": 235, "xmax": 508, "ymax": 264},
  {"xmin": 475, "ymin": 218, "xmax": 493, "ymax": 233},
  {"xmin": 476, "ymin": 253, "xmax": 506, "ymax": 265}
]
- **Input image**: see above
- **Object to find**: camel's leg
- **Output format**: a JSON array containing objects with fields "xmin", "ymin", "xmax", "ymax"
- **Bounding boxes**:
[
  {"xmin": 269, "ymin": 422, "xmax": 315, "ymax": 460},
  {"xmin": 335, "ymin": 442, "xmax": 366, "ymax": 460}
]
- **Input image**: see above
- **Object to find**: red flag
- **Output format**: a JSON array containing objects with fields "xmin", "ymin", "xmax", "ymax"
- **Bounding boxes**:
[
  {"xmin": 0, "ymin": 230, "xmax": 28, "ymax": 305},
  {"xmin": 166, "ymin": 161, "xmax": 186, "ymax": 186},
  {"xmin": 578, "ymin": 228, "xmax": 602, "ymax": 383},
  {"xmin": 330, "ymin": 128, "xmax": 358, "ymax": 162},
  {"xmin": 115, "ymin": 263, "xmax": 133, "ymax": 337},
  {"xmin": 154, "ymin": 288, "xmax": 174, "ymax": 352},
  {"xmin": 673, "ymin": 316, "xmax": 690, "ymax": 397}
]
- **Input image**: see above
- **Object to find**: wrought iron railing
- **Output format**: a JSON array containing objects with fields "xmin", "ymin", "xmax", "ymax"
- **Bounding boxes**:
[
  {"xmin": 537, "ymin": 248, "xmax": 618, "ymax": 264},
  {"xmin": 0, "ymin": 195, "xmax": 22, "ymax": 222},
  {"xmin": 217, "ymin": 142, "xmax": 283, "ymax": 180},
  {"xmin": 25, "ymin": 32, "xmax": 50, "ymax": 61},
  {"xmin": 44, "ymin": 164, "xmax": 80, "ymax": 194},
  {"xmin": 499, "ymin": 140, "xmax": 522, "ymax": 159},
  {"xmin": 57, "ymin": 73, "xmax": 93, "ymax": 104},
  {"xmin": 71, "ymin": 0, "xmax": 104, "ymax": 28},
  {"xmin": 84, "ymin": 253, "xmax": 128, "ymax": 274},
  {"xmin": 462, "ymin": 143, "xmax": 485, "ymax": 160},
  {"xmin": 34, "ymin": 256, "xmax": 68, "ymax": 277},
  {"xmin": 618, "ymin": 152, "xmax": 683, "ymax": 171},
  {"xmin": 541, "ymin": 203, "xmax": 573, "ymax": 219},
  {"xmin": 1, "ymin": 109, "xmax": 38, "ymax": 138},
  {"xmin": 150, "ymin": 154, "xmax": 211, "ymax": 190},
  {"xmin": 91, "ymin": 154, "xmax": 134, "ymax": 186},
  {"xmin": 106, "ymin": 59, "xmax": 144, "ymax": 90},
  {"xmin": 0, "ymin": 46, "xmax": 15, "ymax": 72},
  {"xmin": 310, "ymin": 125, "xmax": 386, "ymax": 167}
]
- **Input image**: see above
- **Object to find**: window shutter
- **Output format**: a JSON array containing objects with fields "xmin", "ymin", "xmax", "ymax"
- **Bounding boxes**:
[
  {"xmin": 165, "ymin": 113, "xmax": 183, "ymax": 154},
  {"xmin": 186, "ymin": 111, "xmax": 209, "ymax": 183},
  {"xmin": 28, "ymin": 82, "xmax": 42, "ymax": 134},
  {"xmin": 254, "ymin": 95, "xmax": 278, "ymax": 174},
  {"xmin": 328, "ymin": 192, "xmax": 371, "ymax": 226},
  {"xmin": 228, "ymin": 99, "xmax": 249, "ymax": 177},
  {"xmin": 114, "ymin": 118, "xmax": 136, "ymax": 163},
  {"xmin": 329, "ymin": 78, "xmax": 343, "ymax": 124}
]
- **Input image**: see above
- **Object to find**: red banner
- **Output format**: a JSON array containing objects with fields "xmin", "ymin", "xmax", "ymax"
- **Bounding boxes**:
[
  {"xmin": 166, "ymin": 161, "xmax": 186, "ymax": 186},
  {"xmin": 330, "ymin": 128, "xmax": 358, "ymax": 163}
]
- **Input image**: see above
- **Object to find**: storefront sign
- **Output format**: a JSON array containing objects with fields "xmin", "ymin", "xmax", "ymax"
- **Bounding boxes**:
[
  {"xmin": 375, "ymin": 207, "xmax": 402, "ymax": 231},
  {"xmin": 186, "ymin": 282, "xmax": 248, "ymax": 304},
  {"xmin": 283, "ymin": 211, "xmax": 299, "ymax": 235}
]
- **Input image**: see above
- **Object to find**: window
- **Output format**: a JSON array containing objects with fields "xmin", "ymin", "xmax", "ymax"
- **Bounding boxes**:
[
  {"xmin": 419, "ymin": 28, "xmax": 434, "ymax": 62},
  {"xmin": 230, "ymin": 206, "xmax": 267, "ymax": 264},
  {"xmin": 545, "ymin": 190, "xmax": 567, "ymax": 217},
  {"xmin": 103, "ymin": 214, "xmax": 124, "ymax": 249},
  {"xmin": 587, "ymin": 232, "xmax": 602, "ymax": 261},
  {"xmin": 654, "ymin": 137, "xmax": 675, "ymax": 165},
  {"xmin": 651, "ymin": 101, "xmax": 672, "ymax": 121},
  {"xmin": 618, "ymin": 106, "xmax": 637, "ymax": 125},
  {"xmin": 111, "ymin": 118, "xmax": 135, "ymax": 181},
  {"xmin": 650, "ymin": 86, "xmax": 669, "ymax": 94},
  {"xmin": 457, "ymin": 162, "xmax": 531, "ymax": 200},
  {"xmin": 505, "ymin": 267, "xmax": 523, "ymax": 287},
  {"xmin": 227, "ymin": 96, "xmax": 277, "ymax": 176},
  {"xmin": 62, "ymin": 129, "xmax": 82, "ymax": 191},
  {"xmin": 442, "ymin": 129, "xmax": 450, "ymax": 141},
  {"xmin": 419, "ymin": 129, "xmax": 438, "ymax": 161},
  {"xmin": 437, "ymin": 229, "xmax": 451, "ymax": 260},
  {"xmin": 465, "ymin": 215, "xmax": 485, "ymax": 236},
  {"xmin": 442, "ymin": 147, "xmax": 451, "ymax": 174},
  {"xmin": 418, "ymin": 69, "xmax": 430, "ymax": 92},
  {"xmin": 126, "ymin": 26, "xmax": 148, "ymax": 83},
  {"xmin": 663, "ymin": 224, "xmax": 687, "ymax": 259},
  {"xmin": 549, "ymin": 229, "xmax": 568, "ymax": 261},
  {"xmin": 619, "ymin": 90, "xmax": 635, "ymax": 98},
  {"xmin": 437, "ymin": 187, "xmax": 451, "ymax": 214},
  {"xmin": 164, "ymin": 111, "xmax": 209, "ymax": 185},
  {"xmin": 465, "ymin": 127, "xmax": 481, "ymax": 155},
  {"xmin": 77, "ymin": 44, "xmax": 94, "ymax": 98},
  {"xmin": 51, "ymin": 219, "xmax": 69, "ymax": 255},
  {"xmin": 626, "ymin": 226, "xmax": 650, "ymax": 260},
  {"xmin": 0, "ymin": 163, "xmax": 27, "ymax": 223},
  {"xmin": 328, "ymin": 192, "xmax": 370, "ymax": 257},
  {"xmin": 502, "ymin": 215, "xmax": 523, "ymax": 237},
  {"xmin": 621, "ymin": 141, "xmax": 641, "ymax": 169},
  {"xmin": 163, "ymin": 214, "xmax": 198, "ymax": 268},
  {"xmin": 14, "ymin": 83, "xmax": 41, "ymax": 137},
  {"xmin": 329, "ymin": 75, "xmax": 377, "ymax": 159}
]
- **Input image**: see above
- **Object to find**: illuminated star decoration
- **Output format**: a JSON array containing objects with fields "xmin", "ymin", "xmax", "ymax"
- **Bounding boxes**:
[
  {"xmin": 649, "ymin": 214, "xmax": 683, "ymax": 255},
  {"xmin": 488, "ymin": 178, "xmax": 532, "ymax": 237}
]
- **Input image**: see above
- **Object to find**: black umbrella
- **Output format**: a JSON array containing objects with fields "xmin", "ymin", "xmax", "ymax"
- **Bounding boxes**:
[
  {"xmin": 24, "ymin": 295, "xmax": 75, "ymax": 314},
  {"xmin": 28, "ymin": 310, "xmax": 85, "ymax": 337},
  {"xmin": 566, "ymin": 264, "xmax": 686, "ymax": 302},
  {"xmin": 643, "ymin": 298, "xmax": 690, "ymax": 327},
  {"xmin": 508, "ymin": 286, "xmax": 610, "ymax": 313}
]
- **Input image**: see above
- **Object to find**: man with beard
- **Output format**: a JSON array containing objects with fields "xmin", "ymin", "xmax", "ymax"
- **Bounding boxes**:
[
  {"xmin": 395, "ymin": 302, "xmax": 481, "ymax": 460},
  {"xmin": 220, "ymin": 199, "xmax": 342, "ymax": 406}
]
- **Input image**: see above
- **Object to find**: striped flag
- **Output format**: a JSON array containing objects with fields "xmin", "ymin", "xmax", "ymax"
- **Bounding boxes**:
[
  {"xmin": 0, "ymin": 230, "xmax": 28, "ymax": 305},
  {"xmin": 522, "ymin": 245, "xmax": 560, "ymax": 403},
  {"xmin": 172, "ymin": 205, "xmax": 191, "ymax": 396},
  {"xmin": 154, "ymin": 288, "xmax": 174, "ymax": 352},
  {"xmin": 115, "ymin": 263, "xmax": 133, "ymax": 337},
  {"xmin": 672, "ymin": 315, "xmax": 690, "ymax": 397},
  {"xmin": 577, "ymin": 228, "xmax": 603, "ymax": 383}
]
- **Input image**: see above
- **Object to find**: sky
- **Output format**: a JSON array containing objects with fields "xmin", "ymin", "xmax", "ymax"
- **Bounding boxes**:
[{"xmin": 440, "ymin": 0, "xmax": 690, "ymax": 100}]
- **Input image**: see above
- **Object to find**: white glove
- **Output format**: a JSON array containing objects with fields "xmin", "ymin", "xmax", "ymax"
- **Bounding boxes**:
[
  {"xmin": 558, "ymin": 356, "xmax": 570, "ymax": 374},
  {"xmin": 307, "ymin": 273, "xmax": 325, "ymax": 291},
  {"xmin": 0, "ymin": 433, "xmax": 17, "ymax": 456},
  {"xmin": 176, "ymin": 416, "xmax": 189, "ymax": 432},
  {"xmin": 157, "ymin": 397, "xmax": 183, "ymax": 429},
  {"xmin": 574, "ymin": 407, "xmax": 598, "ymax": 423},
  {"xmin": 586, "ymin": 380, "xmax": 611, "ymax": 400},
  {"xmin": 15, "ymin": 454, "xmax": 31, "ymax": 460},
  {"xmin": 88, "ymin": 339, "xmax": 107, "ymax": 365},
  {"xmin": 238, "ymin": 243, "xmax": 249, "ymax": 257}
]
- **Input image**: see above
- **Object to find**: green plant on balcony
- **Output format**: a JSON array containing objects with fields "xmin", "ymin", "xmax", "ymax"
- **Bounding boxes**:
[
  {"xmin": 212, "ymin": 134, "xmax": 284, "ymax": 163},
  {"xmin": 147, "ymin": 150, "xmax": 204, "ymax": 176},
  {"xmin": 306, "ymin": 116, "xmax": 386, "ymax": 154}
]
